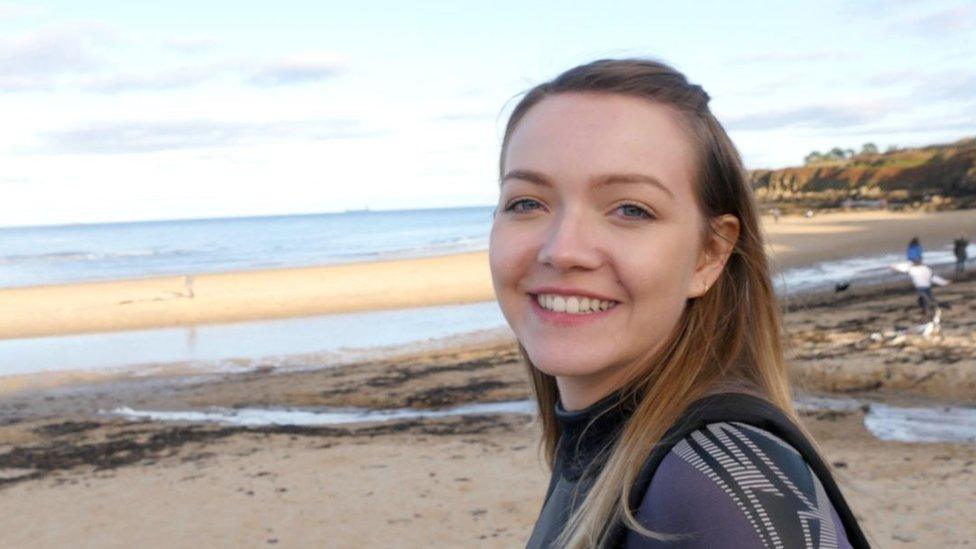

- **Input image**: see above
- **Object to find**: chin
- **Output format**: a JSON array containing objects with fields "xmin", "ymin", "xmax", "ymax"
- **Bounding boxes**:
[{"xmin": 523, "ymin": 344, "xmax": 617, "ymax": 378}]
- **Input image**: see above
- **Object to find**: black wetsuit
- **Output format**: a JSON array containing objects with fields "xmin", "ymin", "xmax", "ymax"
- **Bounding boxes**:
[{"xmin": 525, "ymin": 390, "xmax": 869, "ymax": 548}]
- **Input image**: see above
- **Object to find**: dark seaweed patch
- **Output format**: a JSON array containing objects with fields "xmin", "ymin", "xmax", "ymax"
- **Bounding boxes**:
[
  {"xmin": 33, "ymin": 421, "xmax": 102, "ymax": 437},
  {"xmin": 0, "ymin": 414, "xmax": 525, "ymax": 489}
]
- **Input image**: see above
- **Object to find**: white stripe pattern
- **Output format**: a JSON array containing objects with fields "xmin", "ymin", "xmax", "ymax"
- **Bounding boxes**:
[{"xmin": 671, "ymin": 422, "xmax": 840, "ymax": 549}]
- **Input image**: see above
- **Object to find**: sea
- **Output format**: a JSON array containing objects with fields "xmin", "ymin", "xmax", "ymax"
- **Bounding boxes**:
[{"xmin": 0, "ymin": 206, "xmax": 496, "ymax": 288}]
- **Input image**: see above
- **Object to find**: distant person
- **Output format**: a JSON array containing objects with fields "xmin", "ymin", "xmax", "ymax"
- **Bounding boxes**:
[
  {"xmin": 890, "ymin": 259, "xmax": 949, "ymax": 319},
  {"xmin": 771, "ymin": 207, "xmax": 781, "ymax": 223},
  {"xmin": 953, "ymin": 234, "xmax": 969, "ymax": 274},
  {"xmin": 907, "ymin": 236, "xmax": 923, "ymax": 263},
  {"xmin": 184, "ymin": 275, "xmax": 195, "ymax": 299}
]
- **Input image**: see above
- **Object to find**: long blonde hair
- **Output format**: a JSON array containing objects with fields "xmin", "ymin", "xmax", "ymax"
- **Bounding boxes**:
[{"xmin": 500, "ymin": 58, "xmax": 805, "ymax": 547}]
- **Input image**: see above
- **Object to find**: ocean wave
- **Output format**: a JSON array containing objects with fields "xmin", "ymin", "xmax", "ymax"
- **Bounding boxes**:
[
  {"xmin": 0, "ymin": 248, "xmax": 195, "ymax": 264},
  {"xmin": 387, "ymin": 236, "xmax": 489, "ymax": 256},
  {"xmin": 428, "ymin": 235, "xmax": 485, "ymax": 246}
]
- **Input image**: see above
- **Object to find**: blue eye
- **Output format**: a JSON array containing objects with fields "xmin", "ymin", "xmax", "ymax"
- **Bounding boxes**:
[
  {"xmin": 617, "ymin": 203, "xmax": 654, "ymax": 220},
  {"xmin": 501, "ymin": 199, "xmax": 652, "ymax": 219},
  {"xmin": 505, "ymin": 198, "xmax": 543, "ymax": 213}
]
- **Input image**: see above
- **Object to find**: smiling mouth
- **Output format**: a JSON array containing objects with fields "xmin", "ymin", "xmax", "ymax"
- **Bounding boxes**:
[{"xmin": 531, "ymin": 293, "xmax": 620, "ymax": 314}]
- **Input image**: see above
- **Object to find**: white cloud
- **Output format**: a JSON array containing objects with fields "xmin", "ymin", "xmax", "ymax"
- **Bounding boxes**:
[
  {"xmin": 0, "ymin": 22, "xmax": 117, "ymax": 74},
  {"xmin": 727, "ymin": 51, "xmax": 852, "ymax": 64},
  {"xmin": 890, "ymin": 4, "xmax": 976, "ymax": 36},
  {"xmin": 0, "ymin": 74, "xmax": 55, "ymax": 91},
  {"xmin": 163, "ymin": 35, "xmax": 217, "ymax": 54},
  {"xmin": 864, "ymin": 67, "xmax": 976, "ymax": 103},
  {"xmin": 814, "ymin": 116, "xmax": 976, "ymax": 136},
  {"xmin": 431, "ymin": 112, "xmax": 496, "ymax": 123},
  {"xmin": 913, "ymin": 69, "xmax": 976, "ymax": 103},
  {"xmin": 244, "ymin": 53, "xmax": 346, "ymax": 86},
  {"xmin": 865, "ymin": 68, "xmax": 917, "ymax": 87},
  {"xmin": 39, "ymin": 118, "xmax": 381, "ymax": 154},
  {"xmin": 79, "ymin": 66, "xmax": 215, "ymax": 93},
  {"xmin": 2, "ymin": 49, "xmax": 349, "ymax": 93},
  {"xmin": 0, "ymin": 2, "xmax": 42, "ymax": 19},
  {"xmin": 0, "ymin": 22, "xmax": 118, "ymax": 91},
  {"xmin": 724, "ymin": 100, "xmax": 897, "ymax": 131}
]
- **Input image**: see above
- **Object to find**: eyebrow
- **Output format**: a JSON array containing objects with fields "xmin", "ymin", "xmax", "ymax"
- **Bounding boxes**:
[{"xmin": 500, "ymin": 169, "xmax": 675, "ymax": 200}]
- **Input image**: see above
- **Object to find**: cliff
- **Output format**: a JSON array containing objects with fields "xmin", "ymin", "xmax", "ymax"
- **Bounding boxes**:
[{"xmin": 749, "ymin": 137, "xmax": 976, "ymax": 211}]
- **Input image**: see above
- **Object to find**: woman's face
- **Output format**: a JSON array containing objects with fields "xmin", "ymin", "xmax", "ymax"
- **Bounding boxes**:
[{"xmin": 489, "ymin": 93, "xmax": 717, "ymax": 404}]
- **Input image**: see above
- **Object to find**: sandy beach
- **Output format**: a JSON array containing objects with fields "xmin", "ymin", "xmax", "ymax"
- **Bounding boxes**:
[
  {"xmin": 1, "ymin": 270, "xmax": 975, "ymax": 546},
  {"xmin": 3, "ymin": 403, "xmax": 971, "ymax": 548},
  {"xmin": 4, "ymin": 208, "xmax": 976, "ymax": 339}
]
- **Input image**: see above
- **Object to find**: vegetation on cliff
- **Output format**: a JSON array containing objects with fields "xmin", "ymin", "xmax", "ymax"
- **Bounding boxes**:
[{"xmin": 750, "ymin": 137, "xmax": 976, "ymax": 211}]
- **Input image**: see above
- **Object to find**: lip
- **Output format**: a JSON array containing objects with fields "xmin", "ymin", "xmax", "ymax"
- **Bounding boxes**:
[{"xmin": 527, "ymin": 292, "xmax": 620, "ymax": 327}]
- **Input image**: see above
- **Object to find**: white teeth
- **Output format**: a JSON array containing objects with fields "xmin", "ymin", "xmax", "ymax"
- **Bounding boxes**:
[{"xmin": 534, "ymin": 293, "xmax": 617, "ymax": 314}]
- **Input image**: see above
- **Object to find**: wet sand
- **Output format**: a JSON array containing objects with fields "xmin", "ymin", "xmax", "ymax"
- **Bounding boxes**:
[
  {"xmin": 2, "ymin": 408, "xmax": 972, "ymax": 548},
  {"xmin": 4, "ymin": 208, "xmax": 976, "ymax": 339},
  {"xmin": 761, "ymin": 208, "xmax": 976, "ymax": 270},
  {"xmin": 787, "ymin": 271, "xmax": 976, "ymax": 404},
  {"xmin": 1, "ymin": 274, "xmax": 976, "ymax": 546}
]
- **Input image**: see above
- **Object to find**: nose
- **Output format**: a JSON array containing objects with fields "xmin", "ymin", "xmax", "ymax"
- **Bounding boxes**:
[{"xmin": 537, "ymin": 208, "xmax": 603, "ymax": 271}]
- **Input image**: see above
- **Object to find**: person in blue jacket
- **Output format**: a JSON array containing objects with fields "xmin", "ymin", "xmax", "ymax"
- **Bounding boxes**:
[
  {"xmin": 907, "ymin": 237, "xmax": 923, "ymax": 263},
  {"xmin": 489, "ymin": 58, "xmax": 869, "ymax": 548}
]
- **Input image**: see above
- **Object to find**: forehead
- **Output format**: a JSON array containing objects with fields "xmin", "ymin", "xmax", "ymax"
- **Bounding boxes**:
[{"xmin": 504, "ymin": 93, "xmax": 698, "ymax": 199}]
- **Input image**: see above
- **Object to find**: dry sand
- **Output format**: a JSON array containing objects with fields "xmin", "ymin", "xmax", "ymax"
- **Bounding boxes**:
[
  {"xmin": 761, "ymin": 208, "xmax": 976, "ymax": 270},
  {"xmin": 5, "ymin": 208, "xmax": 976, "ymax": 339},
  {"xmin": 0, "ymin": 251, "xmax": 492, "ymax": 339},
  {"xmin": 1, "ymin": 275, "xmax": 976, "ymax": 547}
]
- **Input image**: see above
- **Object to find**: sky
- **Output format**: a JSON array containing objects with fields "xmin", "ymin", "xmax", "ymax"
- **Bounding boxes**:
[{"xmin": 1, "ymin": 0, "xmax": 974, "ymax": 227}]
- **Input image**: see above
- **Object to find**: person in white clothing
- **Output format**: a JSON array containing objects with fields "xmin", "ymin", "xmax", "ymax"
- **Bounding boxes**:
[{"xmin": 890, "ymin": 259, "xmax": 949, "ymax": 318}]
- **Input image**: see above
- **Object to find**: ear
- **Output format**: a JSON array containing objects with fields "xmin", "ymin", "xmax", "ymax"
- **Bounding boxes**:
[{"xmin": 686, "ymin": 214, "xmax": 740, "ymax": 298}]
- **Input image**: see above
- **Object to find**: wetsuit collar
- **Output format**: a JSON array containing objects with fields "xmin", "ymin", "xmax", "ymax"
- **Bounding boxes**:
[{"xmin": 553, "ymin": 387, "xmax": 631, "ymax": 481}]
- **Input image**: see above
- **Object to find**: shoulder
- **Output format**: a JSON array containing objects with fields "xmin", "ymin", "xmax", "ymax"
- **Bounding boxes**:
[{"xmin": 626, "ymin": 422, "xmax": 850, "ymax": 548}]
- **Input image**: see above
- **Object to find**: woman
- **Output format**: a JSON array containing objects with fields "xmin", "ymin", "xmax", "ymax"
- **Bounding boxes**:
[{"xmin": 488, "ymin": 59, "xmax": 869, "ymax": 548}]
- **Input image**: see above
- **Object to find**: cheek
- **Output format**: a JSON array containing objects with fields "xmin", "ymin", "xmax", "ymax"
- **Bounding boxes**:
[
  {"xmin": 617, "ymin": 230, "xmax": 699, "ymax": 311},
  {"xmin": 489, "ymin": 223, "xmax": 539, "ymax": 335},
  {"xmin": 488, "ymin": 223, "xmax": 531, "ymax": 297}
]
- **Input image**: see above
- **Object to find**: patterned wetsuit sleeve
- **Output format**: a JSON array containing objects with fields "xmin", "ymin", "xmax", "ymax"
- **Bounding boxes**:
[{"xmin": 625, "ymin": 422, "xmax": 852, "ymax": 548}]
